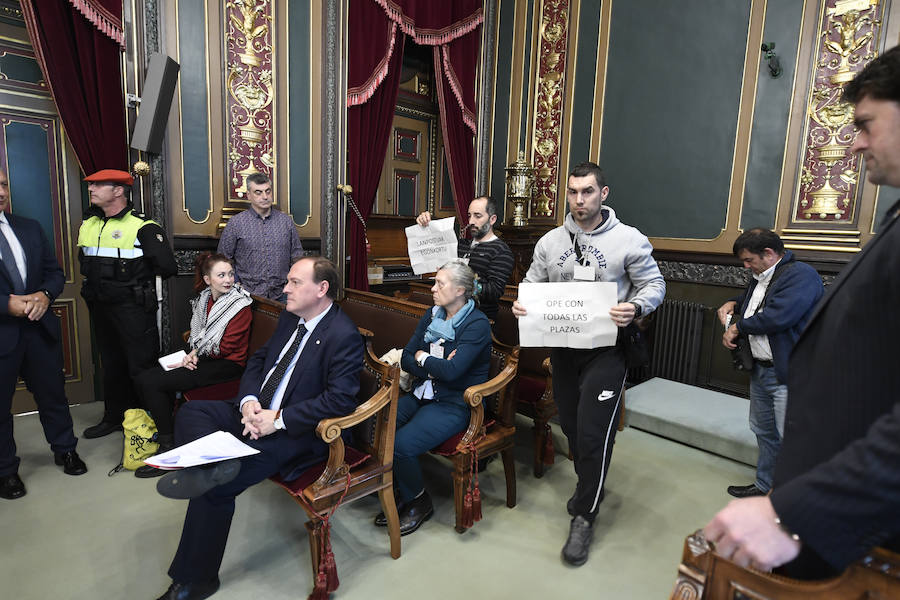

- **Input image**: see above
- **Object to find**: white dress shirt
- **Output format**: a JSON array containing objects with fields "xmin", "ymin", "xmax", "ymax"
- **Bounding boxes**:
[
  {"xmin": 0, "ymin": 212, "xmax": 27, "ymax": 284},
  {"xmin": 239, "ymin": 302, "xmax": 333, "ymax": 421},
  {"xmin": 742, "ymin": 258, "xmax": 782, "ymax": 361}
]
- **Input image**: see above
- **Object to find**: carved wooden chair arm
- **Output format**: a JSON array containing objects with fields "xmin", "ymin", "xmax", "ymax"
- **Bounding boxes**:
[{"xmin": 456, "ymin": 352, "xmax": 519, "ymax": 448}]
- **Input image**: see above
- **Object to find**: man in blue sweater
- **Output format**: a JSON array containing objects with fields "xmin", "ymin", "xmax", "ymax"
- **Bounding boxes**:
[{"xmin": 717, "ymin": 228, "xmax": 823, "ymax": 498}]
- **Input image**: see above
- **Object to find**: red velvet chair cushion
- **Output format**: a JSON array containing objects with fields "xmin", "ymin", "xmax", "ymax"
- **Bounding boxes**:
[
  {"xmin": 269, "ymin": 446, "xmax": 371, "ymax": 495},
  {"xmin": 182, "ymin": 380, "xmax": 241, "ymax": 402},
  {"xmin": 516, "ymin": 375, "xmax": 546, "ymax": 406},
  {"xmin": 430, "ymin": 418, "xmax": 495, "ymax": 456}
]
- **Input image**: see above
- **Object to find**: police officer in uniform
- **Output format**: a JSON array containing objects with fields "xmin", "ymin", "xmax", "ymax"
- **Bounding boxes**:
[{"xmin": 77, "ymin": 169, "xmax": 177, "ymax": 439}]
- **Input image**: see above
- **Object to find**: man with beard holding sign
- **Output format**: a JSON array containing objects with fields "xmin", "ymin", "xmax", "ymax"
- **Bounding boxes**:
[
  {"xmin": 417, "ymin": 196, "xmax": 513, "ymax": 321},
  {"xmin": 512, "ymin": 161, "xmax": 665, "ymax": 566}
]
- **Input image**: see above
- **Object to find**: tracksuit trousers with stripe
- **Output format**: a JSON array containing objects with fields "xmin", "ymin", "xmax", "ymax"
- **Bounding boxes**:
[{"xmin": 551, "ymin": 345, "xmax": 626, "ymax": 522}]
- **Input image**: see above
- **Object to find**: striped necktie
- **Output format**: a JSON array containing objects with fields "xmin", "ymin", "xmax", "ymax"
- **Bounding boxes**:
[{"xmin": 257, "ymin": 323, "xmax": 307, "ymax": 409}]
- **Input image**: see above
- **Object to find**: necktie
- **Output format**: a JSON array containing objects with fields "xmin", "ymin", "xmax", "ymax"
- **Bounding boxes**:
[
  {"xmin": 0, "ymin": 221, "xmax": 25, "ymax": 294},
  {"xmin": 257, "ymin": 323, "xmax": 307, "ymax": 409}
]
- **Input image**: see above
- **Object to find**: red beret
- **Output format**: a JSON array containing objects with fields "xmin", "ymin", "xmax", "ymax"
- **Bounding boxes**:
[{"xmin": 84, "ymin": 169, "xmax": 134, "ymax": 186}]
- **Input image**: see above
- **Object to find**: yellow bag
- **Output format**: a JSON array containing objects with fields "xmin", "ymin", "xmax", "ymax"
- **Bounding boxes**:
[{"xmin": 121, "ymin": 408, "xmax": 159, "ymax": 470}]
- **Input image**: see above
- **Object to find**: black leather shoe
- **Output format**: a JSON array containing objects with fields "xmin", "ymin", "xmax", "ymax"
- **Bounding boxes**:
[
  {"xmin": 398, "ymin": 491, "xmax": 434, "ymax": 536},
  {"xmin": 0, "ymin": 473, "xmax": 26, "ymax": 499},
  {"xmin": 54, "ymin": 451, "xmax": 87, "ymax": 475},
  {"xmin": 83, "ymin": 420, "xmax": 121, "ymax": 439},
  {"xmin": 561, "ymin": 515, "xmax": 593, "ymax": 566},
  {"xmin": 155, "ymin": 578, "xmax": 220, "ymax": 600},
  {"xmin": 157, "ymin": 460, "xmax": 241, "ymax": 499},
  {"xmin": 727, "ymin": 483, "xmax": 766, "ymax": 498},
  {"xmin": 135, "ymin": 463, "xmax": 167, "ymax": 478},
  {"xmin": 136, "ymin": 438, "xmax": 174, "ymax": 479}
]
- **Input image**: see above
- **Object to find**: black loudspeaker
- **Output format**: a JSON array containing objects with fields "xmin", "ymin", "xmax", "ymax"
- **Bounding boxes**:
[{"xmin": 130, "ymin": 53, "xmax": 180, "ymax": 154}]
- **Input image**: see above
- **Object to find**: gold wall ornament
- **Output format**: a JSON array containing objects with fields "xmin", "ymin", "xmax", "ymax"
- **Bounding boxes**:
[
  {"xmin": 505, "ymin": 151, "xmax": 536, "ymax": 227},
  {"xmin": 530, "ymin": 0, "xmax": 570, "ymax": 221},
  {"xmin": 223, "ymin": 0, "xmax": 275, "ymax": 216},
  {"xmin": 792, "ymin": 0, "xmax": 882, "ymax": 224}
]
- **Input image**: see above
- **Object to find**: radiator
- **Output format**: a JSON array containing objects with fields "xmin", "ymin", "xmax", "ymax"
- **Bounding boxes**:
[{"xmin": 640, "ymin": 299, "xmax": 707, "ymax": 385}]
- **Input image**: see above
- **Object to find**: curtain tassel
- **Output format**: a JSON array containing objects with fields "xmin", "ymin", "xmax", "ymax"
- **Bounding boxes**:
[
  {"xmin": 472, "ymin": 486, "xmax": 482, "ymax": 523},
  {"xmin": 543, "ymin": 424, "xmax": 555, "ymax": 465},
  {"xmin": 308, "ymin": 570, "xmax": 328, "ymax": 600},
  {"xmin": 462, "ymin": 489, "xmax": 474, "ymax": 529},
  {"xmin": 324, "ymin": 540, "xmax": 339, "ymax": 592}
]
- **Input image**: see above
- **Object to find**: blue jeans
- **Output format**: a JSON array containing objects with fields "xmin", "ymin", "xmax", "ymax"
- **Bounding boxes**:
[
  {"xmin": 749, "ymin": 363, "xmax": 787, "ymax": 492},
  {"xmin": 393, "ymin": 393, "xmax": 470, "ymax": 503}
]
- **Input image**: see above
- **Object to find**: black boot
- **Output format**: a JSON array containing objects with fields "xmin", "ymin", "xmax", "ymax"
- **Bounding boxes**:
[{"xmin": 135, "ymin": 433, "xmax": 175, "ymax": 478}]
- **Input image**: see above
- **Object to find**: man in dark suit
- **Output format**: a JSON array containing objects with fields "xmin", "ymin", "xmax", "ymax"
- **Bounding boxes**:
[
  {"xmin": 154, "ymin": 256, "xmax": 363, "ymax": 600},
  {"xmin": 0, "ymin": 169, "xmax": 87, "ymax": 500},
  {"xmin": 704, "ymin": 45, "xmax": 900, "ymax": 578}
]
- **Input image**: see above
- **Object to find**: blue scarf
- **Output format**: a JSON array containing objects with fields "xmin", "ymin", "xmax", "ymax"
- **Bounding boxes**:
[{"xmin": 424, "ymin": 299, "xmax": 475, "ymax": 343}]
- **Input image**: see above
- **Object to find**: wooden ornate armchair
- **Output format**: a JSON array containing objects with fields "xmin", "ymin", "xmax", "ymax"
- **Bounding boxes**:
[
  {"xmin": 670, "ymin": 530, "xmax": 900, "ymax": 599},
  {"xmin": 430, "ymin": 338, "xmax": 520, "ymax": 533},
  {"xmin": 270, "ymin": 329, "xmax": 401, "ymax": 598}
]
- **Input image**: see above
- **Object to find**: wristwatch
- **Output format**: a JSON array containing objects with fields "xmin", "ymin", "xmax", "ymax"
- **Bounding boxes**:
[
  {"xmin": 273, "ymin": 409, "xmax": 286, "ymax": 431},
  {"xmin": 630, "ymin": 302, "xmax": 642, "ymax": 318},
  {"xmin": 40, "ymin": 289, "xmax": 52, "ymax": 300}
]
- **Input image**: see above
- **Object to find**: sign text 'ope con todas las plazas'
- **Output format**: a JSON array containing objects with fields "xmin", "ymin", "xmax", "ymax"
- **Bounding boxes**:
[{"xmin": 517, "ymin": 281, "xmax": 619, "ymax": 349}]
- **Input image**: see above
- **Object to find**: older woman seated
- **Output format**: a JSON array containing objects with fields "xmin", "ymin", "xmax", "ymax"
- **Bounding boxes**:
[{"xmin": 374, "ymin": 260, "xmax": 491, "ymax": 535}]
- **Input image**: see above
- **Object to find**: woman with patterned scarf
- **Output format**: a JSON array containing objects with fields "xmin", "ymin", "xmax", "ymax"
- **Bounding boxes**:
[
  {"xmin": 132, "ymin": 252, "xmax": 253, "ymax": 478},
  {"xmin": 373, "ymin": 260, "xmax": 491, "ymax": 535}
]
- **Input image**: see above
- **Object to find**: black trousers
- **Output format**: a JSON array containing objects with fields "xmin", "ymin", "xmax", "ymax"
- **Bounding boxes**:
[
  {"xmin": 550, "ymin": 345, "xmax": 626, "ymax": 522},
  {"xmin": 167, "ymin": 401, "xmax": 325, "ymax": 583},
  {"xmin": 134, "ymin": 358, "xmax": 244, "ymax": 435},
  {"xmin": 0, "ymin": 323, "xmax": 77, "ymax": 476},
  {"xmin": 89, "ymin": 301, "xmax": 159, "ymax": 424}
]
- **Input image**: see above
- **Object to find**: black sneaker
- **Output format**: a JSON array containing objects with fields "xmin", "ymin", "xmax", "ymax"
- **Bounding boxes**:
[{"xmin": 561, "ymin": 516, "xmax": 593, "ymax": 566}]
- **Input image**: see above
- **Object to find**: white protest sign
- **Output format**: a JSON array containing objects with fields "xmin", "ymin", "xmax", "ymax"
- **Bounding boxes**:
[
  {"xmin": 405, "ymin": 216, "xmax": 458, "ymax": 274},
  {"xmin": 517, "ymin": 281, "xmax": 618, "ymax": 349}
]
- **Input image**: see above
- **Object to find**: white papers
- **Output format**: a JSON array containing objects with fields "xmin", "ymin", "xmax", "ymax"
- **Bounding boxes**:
[
  {"xmin": 142, "ymin": 431, "xmax": 260, "ymax": 470},
  {"xmin": 158, "ymin": 350, "xmax": 187, "ymax": 371},
  {"xmin": 405, "ymin": 217, "xmax": 458, "ymax": 274},
  {"xmin": 517, "ymin": 281, "xmax": 619, "ymax": 349}
]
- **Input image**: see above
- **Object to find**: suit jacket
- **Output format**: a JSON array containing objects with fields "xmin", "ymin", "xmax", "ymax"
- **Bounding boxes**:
[
  {"xmin": 770, "ymin": 201, "xmax": 900, "ymax": 576},
  {"xmin": 0, "ymin": 213, "xmax": 64, "ymax": 356},
  {"xmin": 400, "ymin": 306, "xmax": 492, "ymax": 406},
  {"xmin": 235, "ymin": 303, "xmax": 363, "ymax": 437}
]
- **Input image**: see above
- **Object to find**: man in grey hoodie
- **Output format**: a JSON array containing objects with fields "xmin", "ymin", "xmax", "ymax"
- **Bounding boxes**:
[{"xmin": 513, "ymin": 161, "xmax": 665, "ymax": 566}]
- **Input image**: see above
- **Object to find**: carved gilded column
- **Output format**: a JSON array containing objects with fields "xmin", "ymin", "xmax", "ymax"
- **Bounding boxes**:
[
  {"xmin": 782, "ymin": 0, "xmax": 884, "ymax": 252},
  {"xmin": 219, "ymin": 0, "xmax": 276, "ymax": 230},
  {"xmin": 530, "ymin": 0, "xmax": 569, "ymax": 222}
]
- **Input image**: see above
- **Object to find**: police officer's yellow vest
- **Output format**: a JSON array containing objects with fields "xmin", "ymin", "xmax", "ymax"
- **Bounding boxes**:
[
  {"xmin": 77, "ymin": 211, "xmax": 155, "ymax": 258},
  {"xmin": 77, "ymin": 211, "xmax": 160, "ymax": 297}
]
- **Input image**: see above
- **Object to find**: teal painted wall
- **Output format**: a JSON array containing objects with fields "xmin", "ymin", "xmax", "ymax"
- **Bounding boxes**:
[
  {"xmin": 568, "ymin": 0, "xmax": 602, "ymax": 165},
  {"xmin": 489, "ymin": 0, "xmax": 516, "ymax": 219},
  {"xmin": 741, "ymin": 0, "xmax": 805, "ymax": 230},
  {"xmin": 177, "ymin": 1, "xmax": 211, "ymax": 222},
  {"xmin": 599, "ymin": 0, "xmax": 751, "ymax": 239},
  {"xmin": 6, "ymin": 121, "xmax": 54, "ymax": 242},
  {"xmin": 288, "ymin": 0, "xmax": 311, "ymax": 224}
]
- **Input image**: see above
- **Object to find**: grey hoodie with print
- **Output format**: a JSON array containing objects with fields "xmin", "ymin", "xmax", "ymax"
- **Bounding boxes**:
[{"xmin": 523, "ymin": 205, "xmax": 665, "ymax": 316}]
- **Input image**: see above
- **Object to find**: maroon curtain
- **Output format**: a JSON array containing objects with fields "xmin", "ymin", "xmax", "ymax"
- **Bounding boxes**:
[
  {"xmin": 347, "ymin": 0, "xmax": 405, "ymax": 290},
  {"xmin": 434, "ymin": 30, "xmax": 479, "ymax": 226},
  {"xmin": 346, "ymin": 0, "xmax": 481, "ymax": 289},
  {"xmin": 377, "ymin": 0, "xmax": 482, "ymax": 226},
  {"xmin": 20, "ymin": 0, "xmax": 128, "ymax": 174}
]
